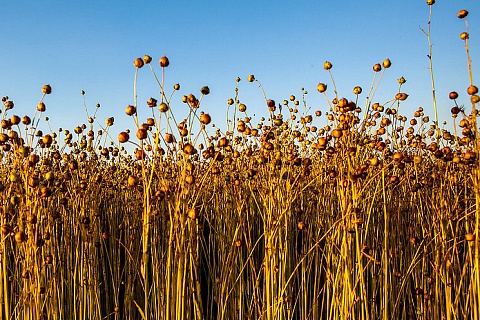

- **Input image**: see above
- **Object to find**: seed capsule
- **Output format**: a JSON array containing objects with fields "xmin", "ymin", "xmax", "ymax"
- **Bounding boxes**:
[
  {"xmin": 465, "ymin": 233, "xmax": 475, "ymax": 241},
  {"xmin": 458, "ymin": 10, "xmax": 468, "ymax": 19},
  {"xmin": 15, "ymin": 230, "xmax": 27, "ymax": 243},
  {"xmin": 42, "ymin": 84, "xmax": 52, "ymax": 94},
  {"xmin": 200, "ymin": 113, "xmax": 211, "ymax": 125},
  {"xmin": 188, "ymin": 207, "xmax": 199, "ymax": 220},
  {"xmin": 395, "ymin": 93, "xmax": 408, "ymax": 101},
  {"xmin": 133, "ymin": 58, "xmax": 144, "ymax": 68},
  {"xmin": 159, "ymin": 55, "xmax": 170, "ymax": 67},
  {"xmin": 382, "ymin": 58, "xmax": 391, "ymax": 68},
  {"xmin": 449, "ymin": 91, "xmax": 458, "ymax": 99},
  {"xmin": 125, "ymin": 105, "xmax": 136, "ymax": 115},
  {"xmin": 200, "ymin": 86, "xmax": 210, "ymax": 95},
  {"xmin": 467, "ymin": 85, "xmax": 478, "ymax": 95},
  {"xmin": 158, "ymin": 102, "xmax": 169, "ymax": 112},
  {"xmin": 143, "ymin": 55, "xmax": 152, "ymax": 64},
  {"xmin": 118, "ymin": 132, "xmax": 129, "ymax": 143}
]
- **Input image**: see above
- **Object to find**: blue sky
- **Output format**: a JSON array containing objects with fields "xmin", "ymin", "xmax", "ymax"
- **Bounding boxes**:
[{"xmin": 1, "ymin": 1, "xmax": 479, "ymax": 146}]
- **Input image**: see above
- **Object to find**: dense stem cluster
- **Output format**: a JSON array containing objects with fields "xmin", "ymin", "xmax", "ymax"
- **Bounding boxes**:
[{"xmin": 1, "ymin": 6, "xmax": 479, "ymax": 320}]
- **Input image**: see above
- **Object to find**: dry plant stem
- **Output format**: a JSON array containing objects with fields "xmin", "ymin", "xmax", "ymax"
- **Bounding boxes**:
[
  {"xmin": 422, "ymin": 5, "xmax": 440, "ymax": 140},
  {"xmin": 381, "ymin": 167, "xmax": 388, "ymax": 320},
  {"xmin": 463, "ymin": 17, "xmax": 480, "ymax": 320}
]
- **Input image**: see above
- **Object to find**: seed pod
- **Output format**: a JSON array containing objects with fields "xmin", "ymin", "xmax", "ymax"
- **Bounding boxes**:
[
  {"xmin": 15, "ymin": 230, "xmax": 27, "ymax": 243},
  {"xmin": 382, "ymin": 58, "xmax": 391, "ymax": 68},
  {"xmin": 200, "ymin": 86, "xmax": 210, "ymax": 95},
  {"xmin": 185, "ymin": 174, "xmax": 195, "ymax": 185},
  {"xmin": 42, "ymin": 84, "xmax": 52, "ymax": 94},
  {"xmin": 458, "ymin": 10, "xmax": 468, "ymax": 19},
  {"xmin": 158, "ymin": 102, "xmax": 169, "ymax": 112},
  {"xmin": 183, "ymin": 143, "xmax": 197, "ymax": 155},
  {"xmin": 143, "ymin": 55, "xmax": 152, "ymax": 64},
  {"xmin": 200, "ymin": 113, "xmax": 211, "ymax": 125},
  {"xmin": 331, "ymin": 129, "xmax": 343, "ymax": 139},
  {"xmin": 188, "ymin": 207, "xmax": 199, "ymax": 220},
  {"xmin": 467, "ymin": 85, "xmax": 478, "ymax": 95},
  {"xmin": 159, "ymin": 55, "xmax": 169, "ymax": 67},
  {"xmin": 125, "ymin": 105, "xmax": 136, "ymax": 115},
  {"xmin": 22, "ymin": 115, "xmax": 31, "ymax": 125},
  {"xmin": 449, "ymin": 91, "xmax": 458, "ymax": 99},
  {"xmin": 133, "ymin": 58, "xmax": 144, "ymax": 68},
  {"xmin": 1, "ymin": 224, "xmax": 12, "ymax": 235},
  {"xmin": 118, "ymin": 132, "xmax": 129, "ymax": 143},
  {"xmin": 395, "ymin": 93, "xmax": 408, "ymax": 101},
  {"xmin": 127, "ymin": 175, "xmax": 139, "ymax": 187},
  {"xmin": 136, "ymin": 129, "xmax": 148, "ymax": 140}
]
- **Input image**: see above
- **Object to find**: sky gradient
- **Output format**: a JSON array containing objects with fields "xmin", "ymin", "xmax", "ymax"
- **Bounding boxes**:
[{"xmin": 1, "ymin": 1, "xmax": 479, "ymax": 143}]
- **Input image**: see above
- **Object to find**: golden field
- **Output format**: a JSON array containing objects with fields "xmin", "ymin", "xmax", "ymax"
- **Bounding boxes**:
[{"xmin": 1, "ymin": 4, "xmax": 479, "ymax": 320}]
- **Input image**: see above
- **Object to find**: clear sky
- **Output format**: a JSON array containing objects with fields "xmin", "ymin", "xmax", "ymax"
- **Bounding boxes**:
[{"xmin": 1, "ymin": 0, "xmax": 479, "ymax": 146}]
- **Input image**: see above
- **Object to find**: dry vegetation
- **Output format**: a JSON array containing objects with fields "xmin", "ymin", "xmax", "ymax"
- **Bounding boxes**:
[{"xmin": 1, "ymin": 3, "xmax": 479, "ymax": 320}]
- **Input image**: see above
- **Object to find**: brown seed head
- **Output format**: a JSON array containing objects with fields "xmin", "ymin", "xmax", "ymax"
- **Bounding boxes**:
[
  {"xmin": 467, "ymin": 85, "xmax": 478, "ymax": 95},
  {"xmin": 458, "ymin": 9, "xmax": 468, "ymax": 19},
  {"xmin": 22, "ymin": 115, "xmax": 31, "ymax": 125},
  {"xmin": 158, "ymin": 102, "xmax": 169, "ymax": 112},
  {"xmin": 200, "ymin": 86, "xmax": 210, "ymax": 95},
  {"xmin": 125, "ymin": 105, "xmax": 136, "ymax": 116},
  {"xmin": 382, "ymin": 58, "xmax": 391, "ymax": 68},
  {"xmin": 37, "ymin": 102, "xmax": 46, "ymax": 112},
  {"xmin": 42, "ymin": 84, "xmax": 52, "ymax": 94},
  {"xmin": 188, "ymin": 207, "xmax": 199, "ymax": 220},
  {"xmin": 183, "ymin": 143, "xmax": 197, "ymax": 155},
  {"xmin": 200, "ymin": 113, "xmax": 211, "ymax": 125},
  {"xmin": 15, "ymin": 230, "xmax": 27, "ymax": 243},
  {"xmin": 127, "ymin": 175, "xmax": 139, "ymax": 187},
  {"xmin": 118, "ymin": 132, "xmax": 129, "ymax": 143},
  {"xmin": 460, "ymin": 32, "xmax": 469, "ymax": 40},
  {"xmin": 136, "ymin": 128, "xmax": 148, "ymax": 140},
  {"xmin": 143, "ymin": 55, "xmax": 152, "ymax": 64},
  {"xmin": 465, "ymin": 233, "xmax": 475, "ymax": 241},
  {"xmin": 449, "ymin": 91, "xmax": 458, "ymax": 100},
  {"xmin": 134, "ymin": 58, "xmax": 144, "ymax": 68},
  {"xmin": 159, "ymin": 55, "xmax": 170, "ymax": 67}
]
